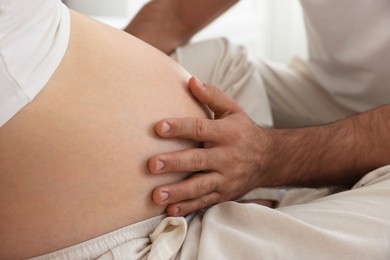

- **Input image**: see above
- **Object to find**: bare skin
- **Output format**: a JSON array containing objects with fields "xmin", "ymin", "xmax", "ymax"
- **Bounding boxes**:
[
  {"xmin": 148, "ymin": 78, "xmax": 390, "ymax": 217},
  {"xmin": 0, "ymin": 10, "xmax": 208, "ymax": 260}
]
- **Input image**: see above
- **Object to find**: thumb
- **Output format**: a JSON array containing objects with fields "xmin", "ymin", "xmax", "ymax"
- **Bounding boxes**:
[{"xmin": 188, "ymin": 77, "xmax": 241, "ymax": 118}]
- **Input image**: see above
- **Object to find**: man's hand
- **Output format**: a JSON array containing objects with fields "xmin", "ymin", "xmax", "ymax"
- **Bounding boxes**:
[
  {"xmin": 149, "ymin": 77, "xmax": 390, "ymax": 217},
  {"xmin": 149, "ymin": 77, "xmax": 275, "ymax": 216}
]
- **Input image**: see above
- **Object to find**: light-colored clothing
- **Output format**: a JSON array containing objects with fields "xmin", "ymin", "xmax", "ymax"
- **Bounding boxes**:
[
  {"xmin": 30, "ymin": 215, "xmax": 190, "ymax": 260},
  {"xmin": 179, "ymin": 166, "xmax": 390, "ymax": 260},
  {"xmin": 0, "ymin": 0, "xmax": 70, "ymax": 127},
  {"xmin": 29, "ymin": 216, "xmax": 164, "ymax": 260},
  {"xmin": 300, "ymin": 0, "xmax": 390, "ymax": 113}
]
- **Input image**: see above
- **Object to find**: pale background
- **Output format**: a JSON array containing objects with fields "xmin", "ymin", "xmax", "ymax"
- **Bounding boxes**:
[{"xmin": 63, "ymin": 0, "xmax": 307, "ymax": 64}]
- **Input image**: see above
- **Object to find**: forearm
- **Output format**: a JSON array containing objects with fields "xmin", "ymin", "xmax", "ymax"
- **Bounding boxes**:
[
  {"xmin": 175, "ymin": 0, "xmax": 239, "ymax": 38},
  {"xmin": 267, "ymin": 104, "xmax": 390, "ymax": 188},
  {"xmin": 125, "ymin": 0, "xmax": 238, "ymax": 54}
]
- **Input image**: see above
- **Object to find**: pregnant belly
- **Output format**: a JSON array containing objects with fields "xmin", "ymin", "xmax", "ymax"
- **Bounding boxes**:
[{"xmin": 0, "ymin": 10, "xmax": 207, "ymax": 259}]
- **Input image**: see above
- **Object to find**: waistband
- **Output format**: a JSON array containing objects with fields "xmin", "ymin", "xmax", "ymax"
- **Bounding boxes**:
[{"xmin": 29, "ymin": 215, "xmax": 166, "ymax": 260}]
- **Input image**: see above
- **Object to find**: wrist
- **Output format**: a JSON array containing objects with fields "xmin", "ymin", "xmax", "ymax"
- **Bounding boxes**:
[
  {"xmin": 259, "ymin": 127, "xmax": 320, "ymax": 187},
  {"xmin": 251, "ymin": 127, "xmax": 284, "ymax": 188},
  {"xmin": 266, "ymin": 122, "xmax": 356, "ymax": 188}
]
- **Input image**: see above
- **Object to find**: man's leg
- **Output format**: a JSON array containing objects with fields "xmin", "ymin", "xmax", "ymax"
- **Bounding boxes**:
[
  {"xmin": 179, "ymin": 166, "xmax": 390, "ymax": 259},
  {"xmin": 258, "ymin": 56, "xmax": 357, "ymax": 128}
]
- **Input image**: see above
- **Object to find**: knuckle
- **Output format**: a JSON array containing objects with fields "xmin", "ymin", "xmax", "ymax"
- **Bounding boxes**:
[
  {"xmin": 228, "ymin": 150, "xmax": 240, "ymax": 163},
  {"xmin": 211, "ymin": 122, "xmax": 220, "ymax": 135},
  {"xmin": 205, "ymin": 149, "xmax": 218, "ymax": 168},
  {"xmin": 210, "ymin": 175, "xmax": 221, "ymax": 191},
  {"xmin": 198, "ymin": 197, "xmax": 208, "ymax": 209},
  {"xmin": 227, "ymin": 152, "xmax": 241, "ymax": 170},
  {"xmin": 194, "ymin": 118, "xmax": 207, "ymax": 138},
  {"xmin": 196, "ymin": 177, "xmax": 209, "ymax": 195},
  {"xmin": 224, "ymin": 125, "xmax": 240, "ymax": 142},
  {"xmin": 192, "ymin": 151, "xmax": 206, "ymax": 171}
]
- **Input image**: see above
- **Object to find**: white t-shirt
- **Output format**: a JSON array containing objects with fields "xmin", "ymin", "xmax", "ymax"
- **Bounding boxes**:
[
  {"xmin": 0, "ymin": 0, "xmax": 70, "ymax": 127},
  {"xmin": 300, "ymin": 0, "xmax": 390, "ymax": 112}
]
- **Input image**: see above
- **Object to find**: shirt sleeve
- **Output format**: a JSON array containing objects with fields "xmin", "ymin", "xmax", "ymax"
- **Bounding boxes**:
[{"xmin": 0, "ymin": 0, "xmax": 70, "ymax": 127}]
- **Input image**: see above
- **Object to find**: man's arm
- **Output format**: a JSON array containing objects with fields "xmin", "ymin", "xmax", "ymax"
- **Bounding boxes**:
[
  {"xmin": 124, "ymin": 0, "xmax": 239, "ymax": 54},
  {"xmin": 149, "ymin": 77, "xmax": 390, "ymax": 216},
  {"xmin": 268, "ymin": 105, "xmax": 390, "ymax": 188}
]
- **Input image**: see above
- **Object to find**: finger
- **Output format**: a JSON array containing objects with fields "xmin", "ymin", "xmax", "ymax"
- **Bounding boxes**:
[
  {"xmin": 155, "ymin": 117, "xmax": 223, "ymax": 142},
  {"xmin": 166, "ymin": 192, "xmax": 222, "ymax": 216},
  {"xmin": 188, "ymin": 77, "xmax": 242, "ymax": 118},
  {"xmin": 151, "ymin": 172, "xmax": 221, "ymax": 205},
  {"xmin": 149, "ymin": 148, "xmax": 219, "ymax": 174}
]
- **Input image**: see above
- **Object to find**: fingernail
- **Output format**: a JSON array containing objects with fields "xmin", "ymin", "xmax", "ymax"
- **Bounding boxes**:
[
  {"xmin": 155, "ymin": 160, "xmax": 165, "ymax": 171},
  {"xmin": 193, "ymin": 77, "xmax": 204, "ymax": 89},
  {"xmin": 161, "ymin": 122, "xmax": 171, "ymax": 133},
  {"xmin": 173, "ymin": 207, "xmax": 180, "ymax": 215},
  {"xmin": 160, "ymin": 191, "xmax": 169, "ymax": 202}
]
